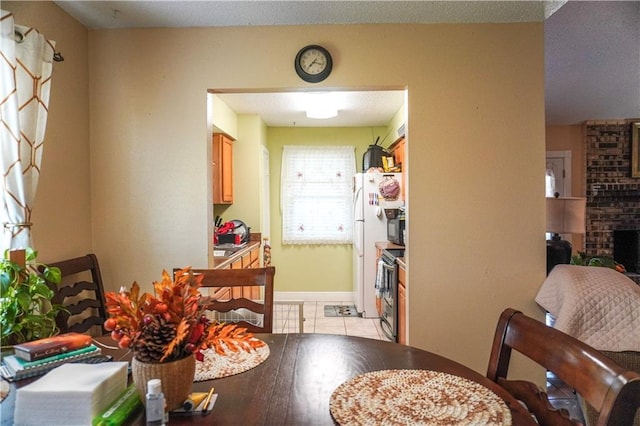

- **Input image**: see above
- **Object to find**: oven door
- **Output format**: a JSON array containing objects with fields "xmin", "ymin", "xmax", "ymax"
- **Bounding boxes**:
[{"xmin": 380, "ymin": 260, "xmax": 397, "ymax": 342}]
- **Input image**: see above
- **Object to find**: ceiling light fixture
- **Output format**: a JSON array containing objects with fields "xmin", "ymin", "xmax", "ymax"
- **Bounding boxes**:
[
  {"xmin": 304, "ymin": 92, "xmax": 338, "ymax": 119},
  {"xmin": 306, "ymin": 108, "xmax": 338, "ymax": 119}
]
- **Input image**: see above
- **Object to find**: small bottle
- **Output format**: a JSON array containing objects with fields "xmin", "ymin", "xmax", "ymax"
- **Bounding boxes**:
[{"xmin": 146, "ymin": 379, "xmax": 167, "ymax": 426}]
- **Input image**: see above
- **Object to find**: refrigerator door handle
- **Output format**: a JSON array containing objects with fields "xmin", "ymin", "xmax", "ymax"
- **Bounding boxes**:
[
  {"xmin": 353, "ymin": 185, "xmax": 364, "ymax": 221},
  {"xmin": 353, "ymin": 220, "xmax": 364, "ymax": 257}
]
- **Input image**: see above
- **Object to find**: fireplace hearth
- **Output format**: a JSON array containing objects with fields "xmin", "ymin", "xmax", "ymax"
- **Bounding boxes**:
[{"xmin": 614, "ymin": 230, "xmax": 640, "ymax": 273}]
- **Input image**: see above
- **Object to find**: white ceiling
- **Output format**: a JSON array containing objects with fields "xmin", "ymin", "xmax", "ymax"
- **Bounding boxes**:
[
  {"xmin": 55, "ymin": 1, "xmax": 640, "ymax": 127},
  {"xmin": 54, "ymin": 1, "xmax": 566, "ymax": 28},
  {"xmin": 213, "ymin": 90, "xmax": 406, "ymax": 128},
  {"xmin": 544, "ymin": 1, "xmax": 639, "ymax": 125}
]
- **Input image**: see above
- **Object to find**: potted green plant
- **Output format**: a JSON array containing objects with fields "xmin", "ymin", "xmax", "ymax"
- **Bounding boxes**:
[
  {"xmin": 0, "ymin": 248, "xmax": 63, "ymax": 347},
  {"xmin": 571, "ymin": 251, "xmax": 627, "ymax": 273}
]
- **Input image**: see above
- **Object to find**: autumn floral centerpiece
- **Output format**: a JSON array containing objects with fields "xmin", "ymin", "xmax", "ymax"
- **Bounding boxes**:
[
  {"xmin": 104, "ymin": 267, "xmax": 263, "ymax": 363},
  {"xmin": 104, "ymin": 267, "xmax": 264, "ymax": 409}
]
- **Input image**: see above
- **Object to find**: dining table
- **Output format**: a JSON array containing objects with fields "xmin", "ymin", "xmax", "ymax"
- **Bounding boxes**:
[{"xmin": 2, "ymin": 333, "xmax": 535, "ymax": 425}]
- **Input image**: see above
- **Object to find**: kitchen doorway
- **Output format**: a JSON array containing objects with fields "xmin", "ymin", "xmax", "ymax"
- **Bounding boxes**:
[{"xmin": 208, "ymin": 88, "xmax": 409, "ymax": 341}]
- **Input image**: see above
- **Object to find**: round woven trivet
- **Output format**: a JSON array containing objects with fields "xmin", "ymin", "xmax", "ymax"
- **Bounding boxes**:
[
  {"xmin": 194, "ymin": 339, "xmax": 269, "ymax": 381},
  {"xmin": 330, "ymin": 369, "xmax": 512, "ymax": 426}
]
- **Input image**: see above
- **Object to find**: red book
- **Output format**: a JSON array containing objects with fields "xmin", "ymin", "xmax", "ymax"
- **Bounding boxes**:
[{"xmin": 12, "ymin": 332, "xmax": 93, "ymax": 362}]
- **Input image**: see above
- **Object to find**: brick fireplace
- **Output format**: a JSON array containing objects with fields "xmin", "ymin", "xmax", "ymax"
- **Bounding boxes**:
[{"xmin": 584, "ymin": 120, "xmax": 640, "ymax": 272}]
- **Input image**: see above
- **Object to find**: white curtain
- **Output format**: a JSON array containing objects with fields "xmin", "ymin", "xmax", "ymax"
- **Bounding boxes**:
[
  {"xmin": 545, "ymin": 168, "xmax": 556, "ymax": 197},
  {"xmin": 281, "ymin": 145, "xmax": 355, "ymax": 244},
  {"xmin": 0, "ymin": 10, "xmax": 55, "ymax": 250}
]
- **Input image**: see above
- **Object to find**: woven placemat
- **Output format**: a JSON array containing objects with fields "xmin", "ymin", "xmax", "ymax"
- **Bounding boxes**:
[
  {"xmin": 194, "ymin": 339, "xmax": 269, "ymax": 381},
  {"xmin": 330, "ymin": 369, "xmax": 512, "ymax": 426}
]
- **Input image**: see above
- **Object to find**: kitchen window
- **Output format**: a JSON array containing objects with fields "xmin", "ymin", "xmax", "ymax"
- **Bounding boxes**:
[{"xmin": 281, "ymin": 145, "xmax": 355, "ymax": 244}]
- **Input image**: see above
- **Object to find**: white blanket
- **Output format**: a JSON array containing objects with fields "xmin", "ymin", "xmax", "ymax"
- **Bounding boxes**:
[{"xmin": 535, "ymin": 264, "xmax": 640, "ymax": 352}]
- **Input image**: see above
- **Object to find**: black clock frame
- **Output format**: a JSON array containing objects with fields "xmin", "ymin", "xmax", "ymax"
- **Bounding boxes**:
[{"xmin": 294, "ymin": 45, "xmax": 333, "ymax": 83}]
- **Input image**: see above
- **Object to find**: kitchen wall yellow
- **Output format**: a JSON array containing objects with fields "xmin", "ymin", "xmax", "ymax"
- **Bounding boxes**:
[
  {"xmin": 267, "ymin": 126, "xmax": 387, "ymax": 292},
  {"xmin": 384, "ymin": 98, "xmax": 407, "ymax": 149},
  {"xmin": 210, "ymin": 93, "xmax": 238, "ymax": 139},
  {"xmin": 4, "ymin": 1, "xmax": 546, "ymax": 378},
  {"xmin": 210, "ymin": 98, "xmax": 391, "ymax": 293},
  {"xmin": 213, "ymin": 115, "xmax": 268, "ymax": 236}
]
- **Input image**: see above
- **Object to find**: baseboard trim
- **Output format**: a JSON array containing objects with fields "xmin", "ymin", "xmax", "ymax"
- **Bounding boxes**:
[{"xmin": 274, "ymin": 291, "xmax": 354, "ymax": 303}]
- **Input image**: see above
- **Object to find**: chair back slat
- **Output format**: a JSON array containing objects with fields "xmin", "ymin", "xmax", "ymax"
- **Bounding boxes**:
[
  {"xmin": 487, "ymin": 308, "xmax": 640, "ymax": 426},
  {"xmin": 44, "ymin": 254, "xmax": 108, "ymax": 336},
  {"xmin": 205, "ymin": 298, "xmax": 266, "ymax": 314},
  {"xmin": 175, "ymin": 267, "xmax": 275, "ymax": 334}
]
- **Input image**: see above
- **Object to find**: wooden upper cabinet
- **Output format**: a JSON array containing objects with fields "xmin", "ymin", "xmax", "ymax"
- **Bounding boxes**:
[
  {"xmin": 390, "ymin": 137, "xmax": 406, "ymax": 201},
  {"xmin": 392, "ymin": 137, "xmax": 405, "ymax": 170},
  {"xmin": 213, "ymin": 133, "xmax": 234, "ymax": 204}
]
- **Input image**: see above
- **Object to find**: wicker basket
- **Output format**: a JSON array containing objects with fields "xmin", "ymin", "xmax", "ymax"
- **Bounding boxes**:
[{"xmin": 131, "ymin": 354, "xmax": 196, "ymax": 411}]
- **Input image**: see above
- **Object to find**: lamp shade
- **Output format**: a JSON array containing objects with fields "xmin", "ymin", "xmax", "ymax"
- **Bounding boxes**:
[{"xmin": 546, "ymin": 197, "xmax": 586, "ymax": 234}]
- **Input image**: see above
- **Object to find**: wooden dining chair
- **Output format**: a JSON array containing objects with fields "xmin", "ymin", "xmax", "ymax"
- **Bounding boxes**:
[
  {"xmin": 44, "ymin": 254, "xmax": 108, "ymax": 336},
  {"xmin": 175, "ymin": 267, "xmax": 275, "ymax": 334},
  {"xmin": 486, "ymin": 308, "xmax": 640, "ymax": 426}
]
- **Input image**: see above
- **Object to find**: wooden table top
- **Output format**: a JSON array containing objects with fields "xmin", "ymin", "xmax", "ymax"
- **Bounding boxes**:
[{"xmin": 3, "ymin": 333, "xmax": 535, "ymax": 425}]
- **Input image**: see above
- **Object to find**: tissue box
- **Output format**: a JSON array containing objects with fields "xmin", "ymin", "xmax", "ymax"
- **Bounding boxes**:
[{"xmin": 14, "ymin": 362, "xmax": 128, "ymax": 426}]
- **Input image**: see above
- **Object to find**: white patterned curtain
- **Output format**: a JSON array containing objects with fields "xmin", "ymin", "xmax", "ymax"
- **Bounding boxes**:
[
  {"xmin": 0, "ymin": 10, "xmax": 55, "ymax": 250},
  {"xmin": 281, "ymin": 145, "xmax": 355, "ymax": 245}
]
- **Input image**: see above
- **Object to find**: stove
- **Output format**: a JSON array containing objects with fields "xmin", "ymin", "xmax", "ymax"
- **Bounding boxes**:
[{"xmin": 379, "ymin": 248, "xmax": 404, "ymax": 342}]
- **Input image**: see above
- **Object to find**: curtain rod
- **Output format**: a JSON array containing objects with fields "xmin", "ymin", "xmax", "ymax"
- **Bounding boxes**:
[{"xmin": 14, "ymin": 29, "xmax": 64, "ymax": 62}]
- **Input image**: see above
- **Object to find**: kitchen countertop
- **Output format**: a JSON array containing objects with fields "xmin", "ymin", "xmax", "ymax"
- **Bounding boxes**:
[
  {"xmin": 375, "ymin": 241, "xmax": 406, "ymax": 269},
  {"xmin": 212, "ymin": 239, "xmax": 261, "ymax": 269},
  {"xmin": 375, "ymin": 241, "xmax": 405, "ymax": 251}
]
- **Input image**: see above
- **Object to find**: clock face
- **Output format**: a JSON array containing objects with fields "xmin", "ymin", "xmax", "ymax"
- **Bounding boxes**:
[{"xmin": 295, "ymin": 45, "xmax": 333, "ymax": 83}]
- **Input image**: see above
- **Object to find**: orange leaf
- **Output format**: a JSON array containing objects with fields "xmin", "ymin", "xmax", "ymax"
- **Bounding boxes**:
[{"xmin": 161, "ymin": 318, "xmax": 190, "ymax": 362}]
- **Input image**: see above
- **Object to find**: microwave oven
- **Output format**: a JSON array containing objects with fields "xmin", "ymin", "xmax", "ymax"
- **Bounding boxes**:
[{"xmin": 387, "ymin": 217, "xmax": 405, "ymax": 246}]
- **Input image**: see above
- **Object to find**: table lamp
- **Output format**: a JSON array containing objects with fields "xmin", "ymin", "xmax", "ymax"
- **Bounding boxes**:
[{"xmin": 546, "ymin": 194, "xmax": 586, "ymax": 274}]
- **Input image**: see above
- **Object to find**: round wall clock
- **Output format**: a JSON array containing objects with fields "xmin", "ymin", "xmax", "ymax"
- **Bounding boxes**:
[{"xmin": 294, "ymin": 45, "xmax": 333, "ymax": 83}]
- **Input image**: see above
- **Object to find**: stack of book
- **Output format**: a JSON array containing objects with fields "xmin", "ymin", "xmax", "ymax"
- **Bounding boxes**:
[
  {"xmin": 0, "ymin": 332, "xmax": 101, "ymax": 381},
  {"xmin": 14, "ymin": 362, "xmax": 128, "ymax": 425}
]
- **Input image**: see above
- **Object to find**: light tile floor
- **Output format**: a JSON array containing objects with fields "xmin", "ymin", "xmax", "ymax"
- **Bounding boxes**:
[
  {"xmin": 273, "ymin": 300, "xmax": 387, "ymax": 340},
  {"xmin": 547, "ymin": 372, "xmax": 586, "ymax": 424}
]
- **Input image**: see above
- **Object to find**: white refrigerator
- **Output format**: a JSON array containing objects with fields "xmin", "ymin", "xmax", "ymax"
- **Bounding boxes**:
[{"xmin": 352, "ymin": 172, "xmax": 403, "ymax": 318}]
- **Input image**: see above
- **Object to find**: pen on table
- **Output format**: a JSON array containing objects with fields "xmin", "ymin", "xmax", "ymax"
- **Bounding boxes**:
[{"xmin": 202, "ymin": 387, "xmax": 215, "ymax": 414}]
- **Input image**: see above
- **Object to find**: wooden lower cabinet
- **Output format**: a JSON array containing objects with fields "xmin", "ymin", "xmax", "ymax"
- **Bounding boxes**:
[
  {"xmin": 242, "ymin": 246, "xmax": 261, "ymax": 299},
  {"xmin": 230, "ymin": 257, "xmax": 244, "ymax": 298},
  {"xmin": 223, "ymin": 244, "xmax": 261, "ymax": 300},
  {"xmin": 398, "ymin": 265, "xmax": 406, "ymax": 345}
]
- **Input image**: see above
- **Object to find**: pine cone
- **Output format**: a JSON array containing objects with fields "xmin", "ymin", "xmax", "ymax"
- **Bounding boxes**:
[{"xmin": 135, "ymin": 315, "xmax": 176, "ymax": 362}]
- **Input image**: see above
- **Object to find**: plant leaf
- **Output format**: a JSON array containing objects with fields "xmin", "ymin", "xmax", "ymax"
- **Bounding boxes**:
[
  {"xmin": 161, "ymin": 318, "xmax": 190, "ymax": 362},
  {"xmin": 43, "ymin": 266, "xmax": 62, "ymax": 285}
]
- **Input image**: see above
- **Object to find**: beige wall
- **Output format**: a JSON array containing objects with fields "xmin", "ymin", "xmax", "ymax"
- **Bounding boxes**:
[
  {"xmin": 90, "ymin": 22, "xmax": 546, "ymax": 375},
  {"xmin": 3, "ymin": 3, "xmax": 546, "ymax": 377},
  {"xmin": 4, "ymin": 1, "xmax": 92, "ymax": 264},
  {"xmin": 546, "ymin": 124, "xmax": 585, "ymax": 252}
]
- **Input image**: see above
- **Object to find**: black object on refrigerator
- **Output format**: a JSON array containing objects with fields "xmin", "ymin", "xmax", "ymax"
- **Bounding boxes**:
[{"xmin": 362, "ymin": 137, "xmax": 388, "ymax": 171}]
